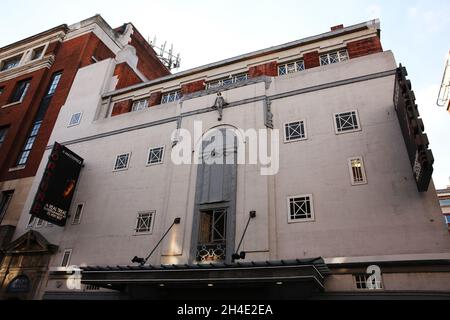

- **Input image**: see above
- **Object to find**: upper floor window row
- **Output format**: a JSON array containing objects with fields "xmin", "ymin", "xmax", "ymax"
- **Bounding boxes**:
[
  {"xmin": 278, "ymin": 60, "xmax": 305, "ymax": 76},
  {"xmin": 320, "ymin": 50, "xmax": 349, "ymax": 66},
  {"xmin": 206, "ymin": 73, "xmax": 248, "ymax": 90},
  {"xmin": 161, "ymin": 90, "xmax": 182, "ymax": 104},
  {"xmin": 0, "ymin": 45, "xmax": 46, "ymax": 73}
]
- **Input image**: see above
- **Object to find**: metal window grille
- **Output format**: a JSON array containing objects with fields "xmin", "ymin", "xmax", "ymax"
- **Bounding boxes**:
[
  {"xmin": 161, "ymin": 91, "xmax": 182, "ymax": 104},
  {"xmin": 289, "ymin": 196, "xmax": 313, "ymax": 221},
  {"xmin": 335, "ymin": 111, "xmax": 360, "ymax": 133},
  {"xmin": 206, "ymin": 73, "xmax": 248, "ymax": 89},
  {"xmin": 278, "ymin": 61, "xmax": 305, "ymax": 75},
  {"xmin": 148, "ymin": 147, "xmax": 164, "ymax": 165},
  {"xmin": 72, "ymin": 204, "xmax": 84, "ymax": 225},
  {"xmin": 354, "ymin": 274, "xmax": 383, "ymax": 290},
  {"xmin": 132, "ymin": 99, "xmax": 149, "ymax": 112},
  {"xmin": 114, "ymin": 154, "xmax": 130, "ymax": 171},
  {"xmin": 285, "ymin": 121, "xmax": 306, "ymax": 141},
  {"xmin": 136, "ymin": 212, "xmax": 155, "ymax": 233},
  {"xmin": 350, "ymin": 158, "xmax": 366, "ymax": 184},
  {"xmin": 320, "ymin": 50, "xmax": 349, "ymax": 66}
]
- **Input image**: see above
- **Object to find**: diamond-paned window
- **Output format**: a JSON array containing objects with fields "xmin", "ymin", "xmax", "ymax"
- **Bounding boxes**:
[
  {"xmin": 335, "ymin": 110, "xmax": 360, "ymax": 133},
  {"xmin": 284, "ymin": 120, "xmax": 307, "ymax": 142},
  {"xmin": 161, "ymin": 91, "xmax": 182, "ymax": 104},
  {"xmin": 288, "ymin": 195, "xmax": 314, "ymax": 222},
  {"xmin": 136, "ymin": 211, "xmax": 155, "ymax": 233},
  {"xmin": 114, "ymin": 153, "xmax": 130, "ymax": 171},
  {"xmin": 320, "ymin": 50, "xmax": 349, "ymax": 66},
  {"xmin": 132, "ymin": 99, "xmax": 149, "ymax": 112},
  {"xmin": 69, "ymin": 112, "xmax": 82, "ymax": 127},
  {"xmin": 206, "ymin": 73, "xmax": 248, "ymax": 89},
  {"xmin": 278, "ymin": 61, "xmax": 305, "ymax": 76},
  {"xmin": 147, "ymin": 147, "xmax": 165, "ymax": 165}
]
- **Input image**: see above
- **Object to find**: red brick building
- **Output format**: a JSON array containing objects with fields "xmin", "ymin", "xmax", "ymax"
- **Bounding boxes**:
[{"xmin": 0, "ymin": 15, "xmax": 170, "ymax": 254}]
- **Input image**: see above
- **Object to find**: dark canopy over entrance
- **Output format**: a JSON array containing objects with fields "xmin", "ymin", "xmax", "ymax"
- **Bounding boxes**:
[{"xmin": 81, "ymin": 258, "xmax": 329, "ymax": 300}]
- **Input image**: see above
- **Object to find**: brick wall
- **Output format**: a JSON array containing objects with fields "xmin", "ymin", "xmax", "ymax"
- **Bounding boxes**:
[
  {"xmin": 304, "ymin": 51, "xmax": 321, "ymax": 69},
  {"xmin": 128, "ymin": 28, "xmax": 171, "ymax": 81},
  {"xmin": 149, "ymin": 92, "xmax": 162, "ymax": 107},
  {"xmin": 111, "ymin": 99, "xmax": 133, "ymax": 117},
  {"xmin": 248, "ymin": 61, "xmax": 278, "ymax": 78},
  {"xmin": 181, "ymin": 80, "xmax": 205, "ymax": 95},
  {"xmin": 113, "ymin": 62, "xmax": 142, "ymax": 90},
  {"xmin": 347, "ymin": 36, "xmax": 383, "ymax": 59}
]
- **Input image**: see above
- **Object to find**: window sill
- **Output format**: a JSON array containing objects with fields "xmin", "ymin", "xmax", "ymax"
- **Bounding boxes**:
[
  {"xmin": 1, "ymin": 100, "xmax": 23, "ymax": 109},
  {"xmin": 9, "ymin": 165, "xmax": 26, "ymax": 172},
  {"xmin": 288, "ymin": 218, "xmax": 316, "ymax": 224},
  {"xmin": 133, "ymin": 232, "xmax": 154, "ymax": 236},
  {"xmin": 335, "ymin": 128, "xmax": 362, "ymax": 135},
  {"xmin": 284, "ymin": 137, "xmax": 308, "ymax": 144}
]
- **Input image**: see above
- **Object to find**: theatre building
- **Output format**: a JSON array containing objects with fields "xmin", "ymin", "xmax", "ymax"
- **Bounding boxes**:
[{"xmin": 3, "ymin": 19, "xmax": 450, "ymax": 300}]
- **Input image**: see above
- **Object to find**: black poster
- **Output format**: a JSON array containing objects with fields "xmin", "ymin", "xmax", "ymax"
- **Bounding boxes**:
[
  {"xmin": 30, "ymin": 142, "xmax": 84, "ymax": 226},
  {"xmin": 394, "ymin": 65, "xmax": 434, "ymax": 192}
]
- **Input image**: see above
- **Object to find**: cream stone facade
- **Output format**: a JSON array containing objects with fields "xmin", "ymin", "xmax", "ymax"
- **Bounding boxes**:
[{"xmin": 6, "ymin": 19, "xmax": 450, "ymax": 300}]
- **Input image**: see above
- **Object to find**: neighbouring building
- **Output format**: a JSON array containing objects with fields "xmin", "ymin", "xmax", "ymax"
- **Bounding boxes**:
[
  {"xmin": 437, "ymin": 50, "xmax": 450, "ymax": 111},
  {"xmin": 0, "ymin": 15, "xmax": 170, "ymax": 297},
  {"xmin": 437, "ymin": 180, "xmax": 450, "ymax": 234},
  {"xmin": 2, "ymin": 19, "xmax": 450, "ymax": 300}
]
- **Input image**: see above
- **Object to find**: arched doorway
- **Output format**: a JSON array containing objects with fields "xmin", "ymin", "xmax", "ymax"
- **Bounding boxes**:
[{"xmin": 190, "ymin": 127, "xmax": 238, "ymax": 264}]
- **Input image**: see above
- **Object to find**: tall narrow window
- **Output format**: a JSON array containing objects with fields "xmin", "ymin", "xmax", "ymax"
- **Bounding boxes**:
[
  {"xmin": 61, "ymin": 249, "xmax": 73, "ymax": 267},
  {"xmin": 27, "ymin": 216, "xmax": 36, "ymax": 229},
  {"xmin": 15, "ymin": 72, "xmax": 62, "ymax": 167},
  {"xmin": 349, "ymin": 157, "xmax": 367, "ymax": 185},
  {"xmin": 197, "ymin": 209, "xmax": 227, "ymax": 263},
  {"xmin": 0, "ymin": 190, "xmax": 14, "ymax": 224},
  {"xmin": 72, "ymin": 204, "xmax": 84, "ymax": 225},
  {"xmin": 0, "ymin": 126, "xmax": 9, "ymax": 148},
  {"xmin": 9, "ymin": 79, "xmax": 31, "ymax": 103},
  {"xmin": 16, "ymin": 120, "xmax": 42, "ymax": 166}
]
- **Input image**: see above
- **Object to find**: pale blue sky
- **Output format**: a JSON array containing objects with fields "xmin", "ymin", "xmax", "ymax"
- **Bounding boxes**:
[{"xmin": 1, "ymin": 0, "xmax": 450, "ymax": 188}]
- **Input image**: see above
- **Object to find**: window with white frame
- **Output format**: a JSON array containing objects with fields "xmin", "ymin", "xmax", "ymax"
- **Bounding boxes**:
[
  {"xmin": 278, "ymin": 60, "xmax": 305, "ymax": 76},
  {"xmin": 61, "ymin": 249, "xmax": 72, "ymax": 267},
  {"xmin": 9, "ymin": 79, "xmax": 31, "ymax": 104},
  {"xmin": 320, "ymin": 50, "xmax": 349, "ymax": 66},
  {"xmin": 69, "ymin": 112, "xmax": 82, "ymax": 127},
  {"xmin": 284, "ymin": 120, "xmax": 307, "ymax": 142},
  {"xmin": 16, "ymin": 120, "xmax": 42, "ymax": 166},
  {"xmin": 288, "ymin": 195, "xmax": 314, "ymax": 222},
  {"xmin": 206, "ymin": 73, "xmax": 248, "ymax": 89},
  {"xmin": 349, "ymin": 157, "xmax": 367, "ymax": 185},
  {"xmin": 1, "ymin": 55, "xmax": 22, "ymax": 71},
  {"xmin": 27, "ymin": 216, "xmax": 36, "ymax": 229},
  {"xmin": 113, "ymin": 153, "xmax": 131, "ymax": 171},
  {"xmin": 161, "ymin": 91, "xmax": 182, "ymax": 104},
  {"xmin": 31, "ymin": 46, "xmax": 45, "ymax": 61},
  {"xmin": 334, "ymin": 110, "xmax": 360, "ymax": 134},
  {"xmin": 147, "ymin": 146, "xmax": 165, "ymax": 165},
  {"xmin": 135, "ymin": 211, "xmax": 155, "ymax": 234},
  {"xmin": 444, "ymin": 215, "xmax": 450, "ymax": 225},
  {"xmin": 132, "ymin": 99, "xmax": 149, "ymax": 112},
  {"xmin": 72, "ymin": 203, "xmax": 84, "ymax": 225},
  {"xmin": 35, "ymin": 218, "xmax": 45, "ymax": 228},
  {"xmin": 354, "ymin": 274, "xmax": 383, "ymax": 290}
]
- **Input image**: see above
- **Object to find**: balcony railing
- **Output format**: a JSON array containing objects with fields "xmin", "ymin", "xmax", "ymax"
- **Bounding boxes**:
[{"xmin": 196, "ymin": 243, "xmax": 226, "ymax": 263}]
